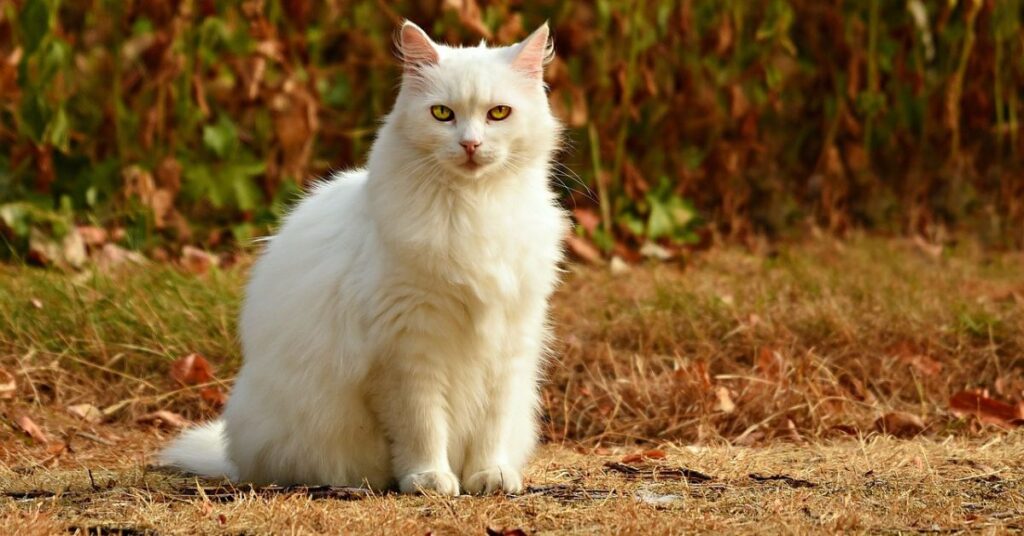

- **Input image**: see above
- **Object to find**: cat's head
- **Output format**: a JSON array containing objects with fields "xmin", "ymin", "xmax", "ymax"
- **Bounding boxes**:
[{"xmin": 389, "ymin": 21, "xmax": 558, "ymax": 180}]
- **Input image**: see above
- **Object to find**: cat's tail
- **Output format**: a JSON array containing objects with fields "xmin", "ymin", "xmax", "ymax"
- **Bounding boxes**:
[{"xmin": 157, "ymin": 420, "xmax": 238, "ymax": 480}]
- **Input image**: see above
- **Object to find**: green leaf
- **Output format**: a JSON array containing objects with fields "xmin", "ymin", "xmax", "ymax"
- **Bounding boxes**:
[
  {"xmin": 202, "ymin": 116, "xmax": 238, "ymax": 158},
  {"xmin": 18, "ymin": 94, "xmax": 46, "ymax": 142},
  {"xmin": 45, "ymin": 106, "xmax": 70, "ymax": 152},
  {"xmin": 19, "ymin": 0, "xmax": 49, "ymax": 55},
  {"xmin": 229, "ymin": 165, "xmax": 263, "ymax": 211},
  {"xmin": 647, "ymin": 198, "xmax": 674, "ymax": 240}
]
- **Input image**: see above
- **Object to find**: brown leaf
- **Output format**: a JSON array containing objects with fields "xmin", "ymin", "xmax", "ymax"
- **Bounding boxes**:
[
  {"xmin": 199, "ymin": 386, "xmax": 228, "ymax": 408},
  {"xmin": 137, "ymin": 410, "xmax": 190, "ymax": 429},
  {"xmin": 950, "ymin": 391, "xmax": 1023, "ymax": 427},
  {"xmin": 565, "ymin": 234, "xmax": 603, "ymax": 264},
  {"xmin": 95, "ymin": 243, "xmax": 147, "ymax": 271},
  {"xmin": 889, "ymin": 341, "xmax": 943, "ymax": 377},
  {"xmin": 170, "ymin": 353, "xmax": 216, "ymax": 386},
  {"xmin": 67, "ymin": 403, "xmax": 103, "ymax": 424},
  {"xmin": 45, "ymin": 441, "xmax": 68, "ymax": 457},
  {"xmin": 901, "ymin": 354, "xmax": 943, "ymax": 377},
  {"xmin": 874, "ymin": 412, "xmax": 926, "ymax": 437},
  {"xmin": 76, "ymin": 225, "xmax": 108, "ymax": 247},
  {"xmin": 16, "ymin": 415, "xmax": 50, "ymax": 444},
  {"xmin": 755, "ymin": 347, "xmax": 784, "ymax": 383},
  {"xmin": 572, "ymin": 208, "xmax": 601, "ymax": 235},
  {"xmin": 181, "ymin": 245, "xmax": 219, "ymax": 275},
  {"xmin": 714, "ymin": 386, "xmax": 736, "ymax": 414},
  {"xmin": 28, "ymin": 227, "xmax": 86, "ymax": 269},
  {"xmin": 620, "ymin": 449, "xmax": 667, "ymax": 464},
  {"xmin": 0, "ymin": 368, "xmax": 16, "ymax": 399}
]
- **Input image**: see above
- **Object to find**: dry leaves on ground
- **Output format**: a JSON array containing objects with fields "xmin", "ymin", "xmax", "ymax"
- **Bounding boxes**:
[
  {"xmin": 137, "ymin": 410, "xmax": 190, "ymax": 429},
  {"xmin": 15, "ymin": 415, "xmax": 50, "ymax": 444},
  {"xmin": 169, "ymin": 353, "xmax": 227, "ymax": 408},
  {"xmin": 949, "ymin": 390, "xmax": 1024, "ymax": 428},
  {"xmin": 0, "ymin": 368, "xmax": 15, "ymax": 399}
]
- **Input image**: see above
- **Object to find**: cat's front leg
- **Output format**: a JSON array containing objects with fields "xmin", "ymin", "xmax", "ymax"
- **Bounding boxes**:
[
  {"xmin": 370, "ymin": 355, "xmax": 460, "ymax": 496},
  {"xmin": 462, "ymin": 355, "xmax": 541, "ymax": 495}
]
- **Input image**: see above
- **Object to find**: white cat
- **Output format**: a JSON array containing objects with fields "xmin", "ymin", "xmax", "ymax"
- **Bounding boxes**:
[{"xmin": 158, "ymin": 21, "xmax": 567, "ymax": 496}]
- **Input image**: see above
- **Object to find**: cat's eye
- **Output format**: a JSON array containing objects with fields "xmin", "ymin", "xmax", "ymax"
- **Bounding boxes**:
[
  {"xmin": 487, "ymin": 105, "xmax": 512, "ymax": 121},
  {"xmin": 431, "ymin": 105, "xmax": 454, "ymax": 122}
]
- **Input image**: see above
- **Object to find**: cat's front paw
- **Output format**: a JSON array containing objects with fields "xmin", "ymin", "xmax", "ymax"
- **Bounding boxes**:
[
  {"xmin": 464, "ymin": 466, "xmax": 523, "ymax": 495},
  {"xmin": 399, "ymin": 470, "xmax": 461, "ymax": 496}
]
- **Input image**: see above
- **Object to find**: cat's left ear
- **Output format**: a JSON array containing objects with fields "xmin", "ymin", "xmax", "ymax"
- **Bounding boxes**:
[{"xmin": 511, "ymin": 22, "xmax": 554, "ymax": 81}]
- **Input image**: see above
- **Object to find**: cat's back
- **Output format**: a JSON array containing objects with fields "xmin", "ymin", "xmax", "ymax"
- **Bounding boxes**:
[{"xmin": 241, "ymin": 169, "xmax": 377, "ymax": 357}]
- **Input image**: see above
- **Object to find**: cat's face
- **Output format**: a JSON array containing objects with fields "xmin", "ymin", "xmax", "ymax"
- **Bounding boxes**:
[{"xmin": 391, "ymin": 22, "xmax": 557, "ymax": 180}]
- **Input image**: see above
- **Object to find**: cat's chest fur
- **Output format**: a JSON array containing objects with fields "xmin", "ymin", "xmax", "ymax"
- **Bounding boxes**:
[{"xmin": 377, "ymin": 179, "xmax": 565, "ymax": 305}]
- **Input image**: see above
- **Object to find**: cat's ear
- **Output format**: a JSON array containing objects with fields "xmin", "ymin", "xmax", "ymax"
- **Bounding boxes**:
[
  {"xmin": 511, "ymin": 22, "xmax": 554, "ymax": 81},
  {"xmin": 398, "ymin": 21, "xmax": 439, "ymax": 70}
]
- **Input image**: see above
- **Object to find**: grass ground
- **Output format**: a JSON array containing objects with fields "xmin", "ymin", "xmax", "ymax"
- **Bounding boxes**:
[{"xmin": 2, "ymin": 236, "xmax": 1023, "ymax": 533}]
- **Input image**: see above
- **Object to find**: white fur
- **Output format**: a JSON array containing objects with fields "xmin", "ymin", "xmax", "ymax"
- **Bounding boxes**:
[{"xmin": 158, "ymin": 22, "xmax": 566, "ymax": 496}]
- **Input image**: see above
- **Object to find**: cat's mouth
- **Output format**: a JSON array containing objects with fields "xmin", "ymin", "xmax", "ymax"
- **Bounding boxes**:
[{"xmin": 460, "ymin": 158, "xmax": 482, "ymax": 171}]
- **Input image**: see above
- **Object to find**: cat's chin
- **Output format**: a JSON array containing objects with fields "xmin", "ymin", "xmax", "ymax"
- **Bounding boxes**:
[{"xmin": 445, "ymin": 160, "xmax": 500, "ymax": 180}]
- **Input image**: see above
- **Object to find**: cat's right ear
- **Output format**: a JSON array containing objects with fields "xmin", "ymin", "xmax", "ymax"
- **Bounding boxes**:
[{"xmin": 398, "ymin": 21, "xmax": 439, "ymax": 71}]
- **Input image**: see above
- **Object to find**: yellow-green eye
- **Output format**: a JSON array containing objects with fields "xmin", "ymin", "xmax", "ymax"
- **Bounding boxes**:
[
  {"xmin": 487, "ymin": 105, "xmax": 512, "ymax": 121},
  {"xmin": 430, "ymin": 105, "xmax": 454, "ymax": 122}
]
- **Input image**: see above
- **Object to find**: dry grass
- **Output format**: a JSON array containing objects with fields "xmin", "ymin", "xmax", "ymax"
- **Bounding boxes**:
[
  {"xmin": 2, "ymin": 236, "xmax": 1024, "ymax": 533},
  {"xmin": 2, "ymin": 431, "xmax": 1023, "ymax": 534},
  {"xmin": 548, "ymin": 237, "xmax": 1024, "ymax": 444}
]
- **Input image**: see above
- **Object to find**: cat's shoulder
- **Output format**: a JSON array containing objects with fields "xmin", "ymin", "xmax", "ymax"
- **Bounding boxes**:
[{"xmin": 306, "ymin": 169, "xmax": 369, "ymax": 198}]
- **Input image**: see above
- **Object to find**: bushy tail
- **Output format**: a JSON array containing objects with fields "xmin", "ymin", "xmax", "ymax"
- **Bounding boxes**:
[{"xmin": 157, "ymin": 420, "xmax": 238, "ymax": 480}]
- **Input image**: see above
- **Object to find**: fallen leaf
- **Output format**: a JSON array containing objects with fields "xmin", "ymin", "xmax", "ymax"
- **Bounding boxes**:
[
  {"xmin": 875, "ymin": 412, "xmax": 926, "ymax": 437},
  {"xmin": 0, "ymin": 368, "xmax": 15, "ymax": 399},
  {"xmin": 76, "ymin": 225, "xmax": 108, "ymax": 247},
  {"xmin": 755, "ymin": 347, "xmax": 783, "ymax": 382},
  {"xmin": 181, "ymin": 245, "xmax": 219, "ymax": 275},
  {"xmin": 200, "ymin": 386, "xmax": 228, "ymax": 408},
  {"xmin": 28, "ymin": 227, "xmax": 87, "ymax": 268},
  {"xmin": 95, "ymin": 243, "xmax": 147, "ymax": 271},
  {"xmin": 643, "ymin": 449, "xmax": 667, "ymax": 460},
  {"xmin": 609, "ymin": 256, "xmax": 630, "ymax": 275},
  {"xmin": 786, "ymin": 418, "xmax": 803, "ymax": 442},
  {"xmin": 170, "ymin": 353, "xmax": 216, "ymax": 386},
  {"xmin": 950, "ymin": 391, "xmax": 1023, "ymax": 427},
  {"xmin": 572, "ymin": 208, "xmax": 601, "ymax": 234},
  {"xmin": 67, "ymin": 403, "xmax": 103, "ymax": 424},
  {"xmin": 621, "ymin": 449, "xmax": 667, "ymax": 464},
  {"xmin": 29, "ymin": 298, "xmax": 42, "ymax": 309},
  {"xmin": 912, "ymin": 235, "xmax": 943, "ymax": 259},
  {"xmin": 565, "ymin": 234, "xmax": 603, "ymax": 264},
  {"xmin": 62, "ymin": 227, "xmax": 87, "ymax": 268},
  {"xmin": 137, "ymin": 410, "xmax": 190, "ymax": 429},
  {"xmin": 635, "ymin": 489, "xmax": 686, "ymax": 508},
  {"xmin": 639, "ymin": 241, "xmax": 673, "ymax": 261},
  {"xmin": 900, "ymin": 354, "xmax": 943, "ymax": 377},
  {"xmin": 16, "ymin": 415, "xmax": 50, "ymax": 443},
  {"xmin": 715, "ymin": 386, "xmax": 736, "ymax": 413}
]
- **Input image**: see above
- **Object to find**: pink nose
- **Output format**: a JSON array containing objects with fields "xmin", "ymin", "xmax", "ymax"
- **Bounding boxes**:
[{"xmin": 460, "ymin": 140, "xmax": 481, "ymax": 155}]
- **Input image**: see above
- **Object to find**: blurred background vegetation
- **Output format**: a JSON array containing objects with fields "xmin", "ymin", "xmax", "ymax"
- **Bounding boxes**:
[{"xmin": 1, "ymin": 0, "xmax": 1023, "ymax": 265}]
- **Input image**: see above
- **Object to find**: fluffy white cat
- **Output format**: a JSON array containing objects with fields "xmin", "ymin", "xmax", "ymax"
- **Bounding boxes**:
[{"xmin": 158, "ymin": 20, "xmax": 567, "ymax": 496}]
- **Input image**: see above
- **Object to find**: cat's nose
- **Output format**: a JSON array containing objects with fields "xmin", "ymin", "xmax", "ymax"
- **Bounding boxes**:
[{"xmin": 460, "ymin": 140, "xmax": 481, "ymax": 156}]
